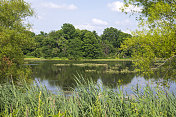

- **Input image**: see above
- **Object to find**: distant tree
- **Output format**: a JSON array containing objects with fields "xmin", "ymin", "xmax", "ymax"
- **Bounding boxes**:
[
  {"xmin": 31, "ymin": 32, "xmax": 47, "ymax": 57},
  {"xmin": 22, "ymin": 31, "xmax": 35, "ymax": 55},
  {"xmin": 101, "ymin": 27, "xmax": 131, "ymax": 57},
  {"xmin": 30, "ymin": 24, "xmax": 132, "ymax": 59},
  {"xmin": 48, "ymin": 31, "xmax": 60, "ymax": 41},
  {"xmin": 101, "ymin": 27, "xmax": 120, "ymax": 47},
  {"xmin": 41, "ymin": 37, "xmax": 56, "ymax": 58},
  {"xmin": 67, "ymin": 38, "xmax": 83, "ymax": 60},
  {"xmin": 101, "ymin": 40, "xmax": 115, "ymax": 57},
  {"xmin": 82, "ymin": 31, "xmax": 102, "ymax": 58},
  {"xmin": 61, "ymin": 23, "xmax": 76, "ymax": 40},
  {"xmin": 57, "ymin": 35, "xmax": 69, "ymax": 57}
]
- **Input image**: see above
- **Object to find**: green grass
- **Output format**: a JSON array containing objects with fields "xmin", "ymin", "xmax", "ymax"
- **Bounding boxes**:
[
  {"xmin": 105, "ymin": 69, "xmax": 138, "ymax": 74},
  {"xmin": 24, "ymin": 57, "xmax": 46, "ymax": 61},
  {"xmin": 50, "ymin": 57, "xmax": 69, "ymax": 60},
  {"xmin": 24, "ymin": 56, "xmax": 69, "ymax": 61},
  {"xmin": 24, "ymin": 56, "xmax": 133, "ymax": 62},
  {"xmin": 24, "ymin": 55, "xmax": 37, "ymax": 58},
  {"xmin": 80, "ymin": 58, "xmax": 133, "ymax": 61},
  {"xmin": 54, "ymin": 63, "xmax": 108, "ymax": 67},
  {"xmin": 0, "ymin": 78, "xmax": 176, "ymax": 117}
]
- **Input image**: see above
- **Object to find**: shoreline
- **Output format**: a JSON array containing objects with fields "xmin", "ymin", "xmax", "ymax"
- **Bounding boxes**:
[{"xmin": 24, "ymin": 57, "xmax": 133, "ymax": 61}]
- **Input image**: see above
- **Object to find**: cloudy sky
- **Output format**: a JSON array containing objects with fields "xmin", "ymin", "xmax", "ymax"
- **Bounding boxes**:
[{"xmin": 26, "ymin": 0, "xmax": 141, "ymax": 35}]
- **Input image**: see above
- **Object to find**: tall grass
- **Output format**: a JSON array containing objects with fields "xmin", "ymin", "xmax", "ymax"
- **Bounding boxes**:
[{"xmin": 0, "ymin": 78, "xmax": 176, "ymax": 117}]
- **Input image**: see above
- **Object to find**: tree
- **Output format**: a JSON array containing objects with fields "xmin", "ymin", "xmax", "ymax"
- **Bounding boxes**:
[
  {"xmin": 82, "ymin": 31, "xmax": 102, "ymax": 58},
  {"xmin": 31, "ymin": 32, "xmax": 47, "ymax": 57},
  {"xmin": 0, "ymin": 0, "xmax": 33, "ymax": 28},
  {"xmin": 56, "ymin": 30, "xmax": 69, "ymax": 57},
  {"xmin": 41, "ymin": 37, "xmax": 56, "ymax": 58},
  {"xmin": 61, "ymin": 23, "xmax": 76, "ymax": 40},
  {"xmin": 122, "ymin": 0, "xmax": 176, "ymax": 76},
  {"xmin": 0, "ymin": 0, "xmax": 34, "ymax": 82},
  {"xmin": 41, "ymin": 31, "xmax": 61, "ymax": 58},
  {"xmin": 67, "ymin": 38, "xmax": 83, "ymax": 60},
  {"xmin": 22, "ymin": 31, "xmax": 35, "ymax": 55},
  {"xmin": 101, "ymin": 27, "xmax": 121, "ymax": 47},
  {"xmin": 29, "ymin": 24, "xmax": 131, "ymax": 59},
  {"xmin": 101, "ymin": 27, "xmax": 131, "ymax": 57}
]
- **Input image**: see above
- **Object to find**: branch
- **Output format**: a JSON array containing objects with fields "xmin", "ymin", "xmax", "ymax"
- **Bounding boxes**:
[{"xmin": 155, "ymin": 55, "xmax": 176, "ymax": 69}]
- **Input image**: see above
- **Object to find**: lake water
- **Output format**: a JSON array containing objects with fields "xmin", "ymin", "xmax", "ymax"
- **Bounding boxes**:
[{"xmin": 27, "ymin": 60, "xmax": 176, "ymax": 94}]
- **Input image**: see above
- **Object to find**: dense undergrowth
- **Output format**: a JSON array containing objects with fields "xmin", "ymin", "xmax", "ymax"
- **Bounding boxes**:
[{"xmin": 0, "ymin": 78, "xmax": 176, "ymax": 117}]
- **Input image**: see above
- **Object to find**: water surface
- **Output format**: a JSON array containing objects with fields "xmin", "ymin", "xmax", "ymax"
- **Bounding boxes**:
[{"xmin": 27, "ymin": 60, "xmax": 176, "ymax": 94}]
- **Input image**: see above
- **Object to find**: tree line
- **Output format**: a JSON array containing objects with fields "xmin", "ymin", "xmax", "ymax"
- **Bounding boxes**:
[{"xmin": 24, "ymin": 24, "xmax": 131, "ymax": 59}]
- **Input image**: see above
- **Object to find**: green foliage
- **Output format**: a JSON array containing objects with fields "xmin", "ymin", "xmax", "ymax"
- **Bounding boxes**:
[
  {"xmin": 101, "ymin": 40, "xmax": 115, "ymax": 56},
  {"xmin": 0, "ymin": 29, "xmax": 32, "ymax": 81},
  {"xmin": 68, "ymin": 38, "xmax": 83, "ymax": 60},
  {"xmin": 0, "ymin": 0, "xmax": 33, "ymax": 28},
  {"xmin": 101, "ymin": 27, "xmax": 121, "ymax": 48},
  {"xmin": 122, "ymin": 0, "xmax": 176, "ymax": 75},
  {"xmin": 101, "ymin": 27, "xmax": 131, "ymax": 57},
  {"xmin": 22, "ymin": 31, "xmax": 36, "ymax": 55},
  {"xmin": 0, "ymin": 0, "xmax": 34, "ymax": 81},
  {"xmin": 30, "ymin": 24, "xmax": 123, "ymax": 59},
  {"xmin": 61, "ymin": 23, "xmax": 76, "ymax": 40},
  {"xmin": 41, "ymin": 36, "xmax": 58, "ymax": 58},
  {"xmin": 29, "ymin": 24, "xmax": 131, "ymax": 59},
  {"xmin": 0, "ymin": 79, "xmax": 176, "ymax": 116},
  {"xmin": 82, "ymin": 31, "xmax": 102, "ymax": 58}
]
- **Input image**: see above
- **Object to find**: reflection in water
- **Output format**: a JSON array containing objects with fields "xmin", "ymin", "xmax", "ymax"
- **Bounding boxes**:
[
  {"xmin": 34, "ymin": 78, "xmax": 62, "ymax": 94},
  {"xmin": 96, "ymin": 78, "xmax": 103, "ymax": 92},
  {"xmin": 28, "ymin": 60, "xmax": 176, "ymax": 94}
]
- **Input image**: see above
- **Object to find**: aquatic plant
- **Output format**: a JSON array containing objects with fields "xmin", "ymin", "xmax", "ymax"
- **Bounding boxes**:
[{"xmin": 0, "ymin": 78, "xmax": 176, "ymax": 116}]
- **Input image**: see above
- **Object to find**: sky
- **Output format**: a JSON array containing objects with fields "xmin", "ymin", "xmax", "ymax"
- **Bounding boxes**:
[{"xmin": 26, "ymin": 0, "xmax": 141, "ymax": 35}]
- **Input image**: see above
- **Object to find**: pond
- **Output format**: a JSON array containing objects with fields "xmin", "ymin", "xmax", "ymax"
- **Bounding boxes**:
[{"xmin": 26, "ymin": 60, "xmax": 176, "ymax": 94}]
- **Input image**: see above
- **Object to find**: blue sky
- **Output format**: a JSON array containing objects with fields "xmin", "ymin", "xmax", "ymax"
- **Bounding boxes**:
[{"xmin": 26, "ymin": 0, "xmax": 141, "ymax": 35}]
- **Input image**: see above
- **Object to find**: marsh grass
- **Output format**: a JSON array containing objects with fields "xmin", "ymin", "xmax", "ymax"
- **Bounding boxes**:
[
  {"xmin": 54, "ymin": 63, "xmax": 108, "ymax": 67},
  {"xmin": 72, "ymin": 63, "xmax": 108, "ymax": 67},
  {"xmin": 24, "ymin": 56, "xmax": 69, "ymax": 61},
  {"xmin": 105, "ymin": 69, "xmax": 138, "ymax": 74},
  {"xmin": 80, "ymin": 59, "xmax": 133, "ymax": 62},
  {"xmin": 85, "ymin": 70, "xmax": 97, "ymax": 72},
  {"xmin": 24, "ymin": 57, "xmax": 133, "ymax": 62},
  {"xmin": 54, "ymin": 64, "xmax": 70, "ymax": 66},
  {"xmin": 0, "ymin": 78, "xmax": 176, "ymax": 117}
]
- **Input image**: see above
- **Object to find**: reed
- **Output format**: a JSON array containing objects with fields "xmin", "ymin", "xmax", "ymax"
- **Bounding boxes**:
[{"xmin": 0, "ymin": 78, "xmax": 176, "ymax": 116}]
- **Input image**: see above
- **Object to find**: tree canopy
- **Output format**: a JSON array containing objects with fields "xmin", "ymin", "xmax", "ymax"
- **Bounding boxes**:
[
  {"xmin": 26, "ymin": 24, "xmax": 131, "ymax": 60},
  {"xmin": 0, "ymin": 0, "xmax": 34, "ymax": 82},
  {"xmin": 101, "ymin": 27, "xmax": 131, "ymax": 57},
  {"xmin": 122, "ymin": 0, "xmax": 176, "ymax": 76}
]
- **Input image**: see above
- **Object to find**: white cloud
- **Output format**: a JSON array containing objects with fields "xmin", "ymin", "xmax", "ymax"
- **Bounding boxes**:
[
  {"xmin": 75, "ymin": 24, "xmax": 106, "ymax": 35},
  {"xmin": 41, "ymin": 2, "xmax": 77, "ymax": 10},
  {"xmin": 75, "ymin": 24, "xmax": 96, "ymax": 31},
  {"xmin": 115, "ymin": 21, "xmax": 120, "ymax": 25},
  {"xmin": 37, "ymin": 15, "xmax": 43, "ymax": 20},
  {"xmin": 122, "ymin": 29, "xmax": 131, "ymax": 34},
  {"xmin": 92, "ymin": 18, "xmax": 108, "ymax": 25},
  {"xmin": 115, "ymin": 19, "xmax": 131, "ymax": 25},
  {"xmin": 108, "ymin": 1, "xmax": 142, "ymax": 13}
]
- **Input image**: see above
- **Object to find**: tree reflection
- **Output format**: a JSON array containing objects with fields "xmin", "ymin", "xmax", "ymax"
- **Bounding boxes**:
[{"xmin": 30, "ymin": 60, "xmax": 136, "ymax": 90}]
